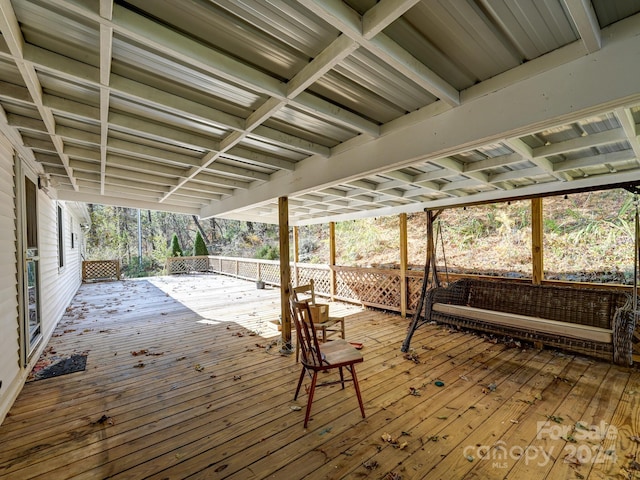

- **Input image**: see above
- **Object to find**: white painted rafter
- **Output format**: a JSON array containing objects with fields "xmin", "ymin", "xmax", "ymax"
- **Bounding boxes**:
[
  {"xmin": 614, "ymin": 107, "xmax": 640, "ymax": 164},
  {"xmin": 296, "ymin": 0, "xmax": 460, "ymax": 106},
  {"xmin": 0, "ymin": 0, "xmax": 77, "ymax": 189},
  {"xmin": 564, "ymin": 0, "xmax": 601, "ymax": 53}
]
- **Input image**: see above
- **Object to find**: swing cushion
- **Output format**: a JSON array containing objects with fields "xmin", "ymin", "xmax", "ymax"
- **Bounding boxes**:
[{"xmin": 427, "ymin": 278, "xmax": 630, "ymax": 362}]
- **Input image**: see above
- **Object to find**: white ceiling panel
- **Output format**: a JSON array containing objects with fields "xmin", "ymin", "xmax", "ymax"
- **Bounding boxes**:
[{"xmin": 0, "ymin": 0, "xmax": 639, "ymax": 223}]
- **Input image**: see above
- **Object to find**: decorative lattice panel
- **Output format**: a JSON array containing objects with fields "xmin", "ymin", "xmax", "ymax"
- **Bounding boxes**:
[
  {"xmin": 296, "ymin": 266, "xmax": 330, "ymax": 295},
  {"xmin": 220, "ymin": 259, "xmax": 237, "ymax": 275},
  {"xmin": 261, "ymin": 263, "xmax": 280, "ymax": 284},
  {"xmin": 238, "ymin": 261, "xmax": 258, "ymax": 280},
  {"xmin": 209, "ymin": 257, "xmax": 221, "ymax": 272},
  {"xmin": 336, "ymin": 268, "xmax": 401, "ymax": 310},
  {"xmin": 166, "ymin": 256, "xmax": 209, "ymax": 274},
  {"xmin": 407, "ymin": 274, "xmax": 425, "ymax": 312},
  {"xmin": 82, "ymin": 260, "xmax": 120, "ymax": 282}
]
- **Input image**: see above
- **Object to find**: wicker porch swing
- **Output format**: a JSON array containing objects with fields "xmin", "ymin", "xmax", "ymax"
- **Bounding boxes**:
[
  {"xmin": 614, "ymin": 188, "xmax": 640, "ymax": 365},
  {"xmin": 402, "ymin": 194, "xmax": 638, "ymax": 366}
]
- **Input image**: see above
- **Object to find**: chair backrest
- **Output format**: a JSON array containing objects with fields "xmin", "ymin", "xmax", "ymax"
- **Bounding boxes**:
[
  {"xmin": 289, "ymin": 295, "xmax": 324, "ymax": 367},
  {"xmin": 292, "ymin": 279, "xmax": 316, "ymax": 305}
]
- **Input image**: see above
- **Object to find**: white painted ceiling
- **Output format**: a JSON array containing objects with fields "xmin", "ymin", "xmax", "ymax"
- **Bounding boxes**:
[{"xmin": 1, "ymin": 0, "xmax": 640, "ymax": 225}]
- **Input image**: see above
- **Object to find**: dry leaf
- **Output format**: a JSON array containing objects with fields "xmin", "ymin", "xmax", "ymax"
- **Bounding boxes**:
[{"xmin": 381, "ymin": 432, "xmax": 395, "ymax": 443}]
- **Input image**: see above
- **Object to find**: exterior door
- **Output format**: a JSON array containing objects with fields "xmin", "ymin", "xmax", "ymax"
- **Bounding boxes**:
[{"xmin": 18, "ymin": 162, "xmax": 42, "ymax": 364}]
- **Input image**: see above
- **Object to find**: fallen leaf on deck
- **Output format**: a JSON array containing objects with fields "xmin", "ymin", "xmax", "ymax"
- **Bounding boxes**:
[
  {"xmin": 131, "ymin": 349, "xmax": 148, "ymax": 356},
  {"xmin": 630, "ymin": 460, "xmax": 640, "ymax": 470},
  {"xmin": 630, "ymin": 435, "xmax": 640, "ymax": 444},
  {"xmin": 409, "ymin": 387, "xmax": 421, "ymax": 396},
  {"xmin": 93, "ymin": 414, "xmax": 114, "ymax": 426},
  {"xmin": 290, "ymin": 405, "xmax": 302, "ymax": 411},
  {"xmin": 404, "ymin": 351, "xmax": 420, "ymax": 363},
  {"xmin": 382, "ymin": 432, "xmax": 395, "ymax": 443},
  {"xmin": 176, "ymin": 356, "xmax": 186, "ymax": 361},
  {"xmin": 194, "ymin": 364, "xmax": 205, "ymax": 372},
  {"xmin": 233, "ymin": 375, "xmax": 241, "ymax": 380},
  {"xmin": 133, "ymin": 362, "xmax": 145, "ymax": 368},
  {"xmin": 362, "ymin": 460, "xmax": 378, "ymax": 470}
]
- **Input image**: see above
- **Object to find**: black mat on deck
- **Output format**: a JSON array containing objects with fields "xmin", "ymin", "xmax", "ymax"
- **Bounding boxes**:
[{"xmin": 33, "ymin": 354, "xmax": 87, "ymax": 381}]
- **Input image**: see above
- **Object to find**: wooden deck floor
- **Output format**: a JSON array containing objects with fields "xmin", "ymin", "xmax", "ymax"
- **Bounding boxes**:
[{"xmin": 1, "ymin": 274, "xmax": 640, "ymax": 480}]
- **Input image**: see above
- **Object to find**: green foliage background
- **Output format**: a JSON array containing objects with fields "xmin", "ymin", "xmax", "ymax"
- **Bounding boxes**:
[{"xmin": 85, "ymin": 189, "xmax": 636, "ymax": 283}]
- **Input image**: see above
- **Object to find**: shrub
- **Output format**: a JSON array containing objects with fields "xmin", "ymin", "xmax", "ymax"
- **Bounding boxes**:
[
  {"xmin": 170, "ymin": 233, "xmax": 183, "ymax": 257},
  {"xmin": 256, "ymin": 244, "xmax": 279, "ymax": 260},
  {"xmin": 193, "ymin": 231, "xmax": 209, "ymax": 256}
]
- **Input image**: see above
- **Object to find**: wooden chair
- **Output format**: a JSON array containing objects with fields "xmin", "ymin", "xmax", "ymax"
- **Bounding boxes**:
[
  {"xmin": 292, "ymin": 280, "xmax": 345, "ymax": 361},
  {"xmin": 289, "ymin": 297, "xmax": 365, "ymax": 428}
]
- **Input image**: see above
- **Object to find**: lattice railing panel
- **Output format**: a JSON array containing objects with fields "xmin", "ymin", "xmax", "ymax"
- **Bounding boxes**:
[
  {"xmin": 238, "ymin": 261, "xmax": 258, "ymax": 280},
  {"xmin": 296, "ymin": 265, "xmax": 330, "ymax": 295},
  {"xmin": 209, "ymin": 256, "xmax": 221, "ymax": 272},
  {"xmin": 336, "ymin": 268, "xmax": 401, "ymax": 310},
  {"xmin": 260, "ymin": 263, "xmax": 280, "ymax": 284},
  {"xmin": 166, "ymin": 256, "xmax": 209, "ymax": 274},
  {"xmin": 82, "ymin": 260, "xmax": 120, "ymax": 282},
  {"xmin": 407, "ymin": 274, "xmax": 424, "ymax": 312},
  {"xmin": 220, "ymin": 259, "xmax": 237, "ymax": 275}
]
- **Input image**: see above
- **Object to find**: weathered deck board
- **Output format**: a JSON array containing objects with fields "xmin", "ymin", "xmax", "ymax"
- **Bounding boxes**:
[{"xmin": 0, "ymin": 274, "xmax": 639, "ymax": 480}]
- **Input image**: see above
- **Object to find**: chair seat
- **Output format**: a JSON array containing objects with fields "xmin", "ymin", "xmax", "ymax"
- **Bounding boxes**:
[{"xmin": 317, "ymin": 339, "xmax": 363, "ymax": 366}]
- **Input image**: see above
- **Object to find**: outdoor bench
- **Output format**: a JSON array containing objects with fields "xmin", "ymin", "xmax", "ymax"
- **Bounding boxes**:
[{"xmin": 424, "ymin": 278, "xmax": 633, "ymax": 363}]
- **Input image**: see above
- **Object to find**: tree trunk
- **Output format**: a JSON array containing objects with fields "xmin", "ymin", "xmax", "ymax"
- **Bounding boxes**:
[{"xmin": 192, "ymin": 215, "xmax": 209, "ymax": 245}]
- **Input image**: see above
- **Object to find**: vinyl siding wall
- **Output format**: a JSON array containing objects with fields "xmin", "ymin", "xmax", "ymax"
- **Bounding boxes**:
[
  {"xmin": 0, "ymin": 136, "xmax": 19, "ymax": 424},
  {"xmin": 38, "ymin": 199, "xmax": 84, "ymax": 341},
  {"xmin": 0, "ymin": 139, "xmax": 87, "ymax": 424}
]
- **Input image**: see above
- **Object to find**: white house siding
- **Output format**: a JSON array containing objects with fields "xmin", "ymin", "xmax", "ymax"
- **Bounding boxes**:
[
  {"xmin": 38, "ymin": 198, "xmax": 84, "ymax": 341},
  {"xmin": 0, "ymin": 136, "xmax": 19, "ymax": 424},
  {"xmin": 0, "ymin": 139, "xmax": 88, "ymax": 424}
]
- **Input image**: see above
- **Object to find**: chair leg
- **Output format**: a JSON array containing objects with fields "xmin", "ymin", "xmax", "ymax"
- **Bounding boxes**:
[
  {"xmin": 351, "ymin": 365, "xmax": 365, "ymax": 419},
  {"xmin": 294, "ymin": 367, "xmax": 306, "ymax": 400},
  {"xmin": 339, "ymin": 366, "xmax": 345, "ymax": 389},
  {"xmin": 304, "ymin": 371, "xmax": 318, "ymax": 428}
]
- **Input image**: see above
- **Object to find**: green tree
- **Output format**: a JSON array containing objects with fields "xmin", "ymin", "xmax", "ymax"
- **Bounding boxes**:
[
  {"xmin": 170, "ymin": 233, "xmax": 183, "ymax": 257},
  {"xmin": 193, "ymin": 230, "xmax": 209, "ymax": 256}
]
